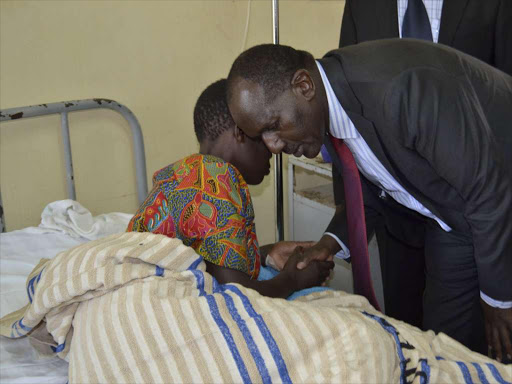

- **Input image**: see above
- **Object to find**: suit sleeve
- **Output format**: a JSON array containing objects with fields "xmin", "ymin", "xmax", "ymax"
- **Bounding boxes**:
[
  {"xmin": 339, "ymin": 0, "xmax": 357, "ymax": 48},
  {"xmin": 494, "ymin": 0, "xmax": 512, "ymax": 75},
  {"xmin": 385, "ymin": 69, "xmax": 512, "ymax": 301}
]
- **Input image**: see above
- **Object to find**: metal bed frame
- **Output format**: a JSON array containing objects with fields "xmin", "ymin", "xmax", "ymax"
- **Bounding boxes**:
[{"xmin": 0, "ymin": 98, "xmax": 148, "ymax": 228}]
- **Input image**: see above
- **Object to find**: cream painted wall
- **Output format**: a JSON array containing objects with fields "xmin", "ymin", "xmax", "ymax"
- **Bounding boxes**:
[{"xmin": 0, "ymin": 0, "xmax": 344, "ymax": 245}]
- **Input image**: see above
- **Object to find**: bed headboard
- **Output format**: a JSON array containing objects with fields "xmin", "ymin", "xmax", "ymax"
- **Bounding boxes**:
[{"xmin": 0, "ymin": 99, "xmax": 148, "ymax": 230}]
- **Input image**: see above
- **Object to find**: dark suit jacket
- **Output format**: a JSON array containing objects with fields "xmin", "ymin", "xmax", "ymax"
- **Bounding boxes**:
[
  {"xmin": 339, "ymin": 0, "xmax": 512, "ymax": 75},
  {"xmin": 332, "ymin": 0, "xmax": 512, "ymax": 249},
  {"xmin": 321, "ymin": 39, "xmax": 512, "ymax": 301}
]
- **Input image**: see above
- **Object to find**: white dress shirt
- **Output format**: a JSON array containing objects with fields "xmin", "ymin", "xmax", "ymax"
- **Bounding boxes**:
[
  {"xmin": 317, "ymin": 61, "xmax": 511, "ymax": 308},
  {"xmin": 398, "ymin": 0, "xmax": 444, "ymax": 43}
]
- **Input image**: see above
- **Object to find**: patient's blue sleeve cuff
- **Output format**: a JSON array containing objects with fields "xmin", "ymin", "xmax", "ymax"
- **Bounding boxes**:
[{"xmin": 257, "ymin": 266, "xmax": 332, "ymax": 300}]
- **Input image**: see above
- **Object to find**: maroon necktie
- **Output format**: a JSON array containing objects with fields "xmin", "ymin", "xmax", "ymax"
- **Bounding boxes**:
[{"xmin": 330, "ymin": 136, "xmax": 381, "ymax": 311}]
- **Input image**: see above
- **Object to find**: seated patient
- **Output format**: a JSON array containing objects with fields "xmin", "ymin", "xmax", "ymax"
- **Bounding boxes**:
[{"xmin": 128, "ymin": 79, "xmax": 333, "ymax": 298}]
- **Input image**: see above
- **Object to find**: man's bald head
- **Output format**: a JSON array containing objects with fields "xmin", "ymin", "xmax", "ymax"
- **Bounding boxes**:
[
  {"xmin": 226, "ymin": 44, "xmax": 315, "ymax": 105},
  {"xmin": 226, "ymin": 44, "xmax": 329, "ymax": 159}
]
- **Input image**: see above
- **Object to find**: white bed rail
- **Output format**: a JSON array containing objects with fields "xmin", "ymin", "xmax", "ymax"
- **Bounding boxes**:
[{"xmin": 0, "ymin": 99, "xmax": 148, "ymax": 215}]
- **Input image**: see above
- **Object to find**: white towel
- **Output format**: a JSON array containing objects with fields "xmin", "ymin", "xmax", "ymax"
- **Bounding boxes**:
[{"xmin": 36, "ymin": 200, "xmax": 132, "ymax": 240}]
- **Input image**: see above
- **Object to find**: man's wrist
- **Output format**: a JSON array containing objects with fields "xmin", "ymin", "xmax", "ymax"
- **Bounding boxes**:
[{"xmin": 317, "ymin": 235, "xmax": 341, "ymax": 256}]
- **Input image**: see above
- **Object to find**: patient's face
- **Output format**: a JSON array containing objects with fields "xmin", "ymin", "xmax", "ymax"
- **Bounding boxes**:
[{"xmin": 234, "ymin": 131, "xmax": 272, "ymax": 185}]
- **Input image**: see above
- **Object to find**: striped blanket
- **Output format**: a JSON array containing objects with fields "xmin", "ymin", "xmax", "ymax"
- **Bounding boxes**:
[{"xmin": 1, "ymin": 233, "xmax": 510, "ymax": 383}]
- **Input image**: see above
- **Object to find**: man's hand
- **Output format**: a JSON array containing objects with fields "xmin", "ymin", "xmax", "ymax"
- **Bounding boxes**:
[
  {"xmin": 267, "ymin": 241, "xmax": 315, "ymax": 270},
  {"xmin": 281, "ymin": 247, "xmax": 335, "ymax": 291},
  {"xmin": 296, "ymin": 235, "xmax": 341, "ymax": 269},
  {"xmin": 481, "ymin": 299, "xmax": 512, "ymax": 363}
]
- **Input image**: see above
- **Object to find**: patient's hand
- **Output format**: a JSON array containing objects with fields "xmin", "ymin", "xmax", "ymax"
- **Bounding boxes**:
[
  {"xmin": 296, "ymin": 235, "xmax": 339, "ymax": 270},
  {"xmin": 267, "ymin": 241, "xmax": 315, "ymax": 270},
  {"xmin": 282, "ymin": 247, "xmax": 334, "ymax": 291}
]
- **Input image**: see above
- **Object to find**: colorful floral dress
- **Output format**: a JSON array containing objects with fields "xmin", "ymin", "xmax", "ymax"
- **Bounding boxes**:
[{"xmin": 127, "ymin": 154, "xmax": 260, "ymax": 278}]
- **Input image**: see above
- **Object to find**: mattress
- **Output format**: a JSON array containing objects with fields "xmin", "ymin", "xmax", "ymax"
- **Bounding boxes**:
[{"xmin": 0, "ymin": 200, "xmax": 132, "ymax": 384}]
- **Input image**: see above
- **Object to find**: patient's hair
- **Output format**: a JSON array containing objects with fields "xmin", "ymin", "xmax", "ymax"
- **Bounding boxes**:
[
  {"xmin": 194, "ymin": 79, "xmax": 235, "ymax": 143},
  {"xmin": 227, "ymin": 44, "xmax": 315, "ymax": 103}
]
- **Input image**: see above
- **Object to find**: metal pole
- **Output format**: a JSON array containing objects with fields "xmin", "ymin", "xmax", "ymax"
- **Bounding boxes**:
[
  {"xmin": 272, "ymin": 0, "xmax": 285, "ymax": 242},
  {"xmin": 60, "ymin": 111, "xmax": 76, "ymax": 200}
]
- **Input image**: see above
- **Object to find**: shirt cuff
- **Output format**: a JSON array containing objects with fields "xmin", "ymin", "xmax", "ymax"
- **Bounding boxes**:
[
  {"xmin": 265, "ymin": 254, "xmax": 279, "ymax": 270},
  {"xmin": 480, "ymin": 291, "xmax": 512, "ymax": 309},
  {"xmin": 324, "ymin": 232, "xmax": 350, "ymax": 260}
]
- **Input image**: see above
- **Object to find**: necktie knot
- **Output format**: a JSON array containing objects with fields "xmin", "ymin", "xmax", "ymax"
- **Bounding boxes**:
[{"xmin": 402, "ymin": 0, "xmax": 433, "ymax": 41}]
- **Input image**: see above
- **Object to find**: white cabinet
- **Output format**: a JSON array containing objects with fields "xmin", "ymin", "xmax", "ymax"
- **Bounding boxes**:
[{"xmin": 287, "ymin": 155, "xmax": 384, "ymax": 307}]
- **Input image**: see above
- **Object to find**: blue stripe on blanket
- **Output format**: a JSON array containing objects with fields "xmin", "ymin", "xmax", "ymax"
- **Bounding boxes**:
[
  {"xmin": 223, "ymin": 285, "xmax": 292, "ymax": 384},
  {"xmin": 212, "ymin": 275, "xmax": 220, "ymax": 292},
  {"xmin": 26, "ymin": 267, "xmax": 45, "ymax": 304},
  {"xmin": 11, "ymin": 322, "xmax": 23, "ymax": 337},
  {"xmin": 51, "ymin": 342, "xmax": 66, "ymax": 353},
  {"xmin": 362, "ymin": 311, "xmax": 408, "ymax": 384},
  {"xmin": 456, "ymin": 361, "xmax": 475, "ymax": 384},
  {"xmin": 485, "ymin": 362, "xmax": 510, "ymax": 384},
  {"xmin": 205, "ymin": 294, "xmax": 252, "ymax": 384},
  {"xmin": 17, "ymin": 317, "xmax": 31, "ymax": 332},
  {"xmin": 471, "ymin": 363, "xmax": 490, "ymax": 384},
  {"xmin": 190, "ymin": 270, "xmax": 205, "ymax": 296},
  {"xmin": 188, "ymin": 256, "xmax": 203, "ymax": 271},
  {"xmin": 419, "ymin": 359, "xmax": 431, "ymax": 384},
  {"xmin": 438, "ymin": 357, "xmax": 507, "ymax": 384},
  {"xmin": 35, "ymin": 267, "xmax": 44, "ymax": 283},
  {"xmin": 26, "ymin": 281, "xmax": 33, "ymax": 304},
  {"xmin": 190, "ymin": 269, "xmax": 251, "ymax": 384},
  {"xmin": 219, "ymin": 289, "xmax": 272, "ymax": 384},
  {"xmin": 155, "ymin": 265, "xmax": 164, "ymax": 277}
]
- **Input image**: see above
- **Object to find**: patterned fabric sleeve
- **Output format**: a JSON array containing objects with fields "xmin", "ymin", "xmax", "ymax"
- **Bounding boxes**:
[
  {"xmin": 127, "ymin": 155, "xmax": 261, "ymax": 279},
  {"xmin": 187, "ymin": 160, "xmax": 261, "ymax": 279}
]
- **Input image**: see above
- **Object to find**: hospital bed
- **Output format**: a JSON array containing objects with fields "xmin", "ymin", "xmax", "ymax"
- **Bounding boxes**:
[
  {"xmin": 0, "ymin": 99, "xmax": 148, "ymax": 384},
  {"xmin": 1, "ymin": 100, "xmax": 510, "ymax": 384}
]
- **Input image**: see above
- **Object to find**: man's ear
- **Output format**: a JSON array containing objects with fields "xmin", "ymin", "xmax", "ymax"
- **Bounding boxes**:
[
  {"xmin": 233, "ymin": 124, "xmax": 245, "ymax": 143},
  {"xmin": 291, "ymin": 69, "xmax": 315, "ymax": 101}
]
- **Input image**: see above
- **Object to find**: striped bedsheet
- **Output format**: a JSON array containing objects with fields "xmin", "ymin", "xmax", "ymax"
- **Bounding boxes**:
[{"xmin": 1, "ymin": 233, "xmax": 510, "ymax": 383}]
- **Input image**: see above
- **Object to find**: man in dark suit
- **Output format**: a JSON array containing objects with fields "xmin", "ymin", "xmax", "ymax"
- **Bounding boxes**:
[
  {"xmin": 226, "ymin": 41, "xmax": 512, "ymax": 361},
  {"xmin": 333, "ymin": 0, "xmax": 512, "ymax": 331},
  {"xmin": 340, "ymin": 0, "xmax": 512, "ymax": 75}
]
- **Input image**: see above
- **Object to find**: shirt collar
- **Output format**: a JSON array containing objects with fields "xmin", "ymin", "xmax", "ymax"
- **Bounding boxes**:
[{"xmin": 315, "ymin": 60, "xmax": 358, "ymax": 140}]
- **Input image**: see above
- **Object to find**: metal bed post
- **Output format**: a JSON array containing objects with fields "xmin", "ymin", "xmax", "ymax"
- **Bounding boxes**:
[
  {"xmin": 60, "ymin": 111, "xmax": 76, "ymax": 201},
  {"xmin": 0, "ymin": 99, "xmax": 148, "ymax": 213},
  {"xmin": 272, "ymin": 0, "xmax": 285, "ymax": 242}
]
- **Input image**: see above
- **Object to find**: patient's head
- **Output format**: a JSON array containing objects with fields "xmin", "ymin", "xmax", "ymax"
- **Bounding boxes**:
[{"xmin": 194, "ymin": 79, "xmax": 271, "ymax": 185}]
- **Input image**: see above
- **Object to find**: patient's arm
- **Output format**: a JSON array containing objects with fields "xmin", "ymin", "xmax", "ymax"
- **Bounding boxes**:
[{"xmin": 205, "ymin": 248, "xmax": 334, "ymax": 299}]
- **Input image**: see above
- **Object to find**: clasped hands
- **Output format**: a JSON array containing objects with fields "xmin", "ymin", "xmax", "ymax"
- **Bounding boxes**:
[{"xmin": 266, "ymin": 236, "xmax": 338, "ymax": 289}]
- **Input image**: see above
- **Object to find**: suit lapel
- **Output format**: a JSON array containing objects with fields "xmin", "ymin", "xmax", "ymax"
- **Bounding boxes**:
[
  {"xmin": 318, "ymin": 56, "xmax": 403, "ymax": 185},
  {"xmin": 346, "ymin": 111, "xmax": 404, "ymax": 185},
  {"xmin": 438, "ymin": 0, "xmax": 469, "ymax": 45},
  {"xmin": 376, "ymin": 0, "xmax": 400, "ymax": 39}
]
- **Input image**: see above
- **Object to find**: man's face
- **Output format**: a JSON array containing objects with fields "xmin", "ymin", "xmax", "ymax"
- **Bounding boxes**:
[{"xmin": 228, "ymin": 77, "xmax": 325, "ymax": 159}]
